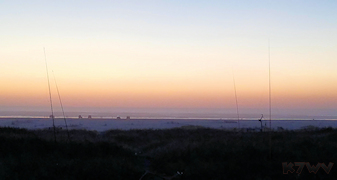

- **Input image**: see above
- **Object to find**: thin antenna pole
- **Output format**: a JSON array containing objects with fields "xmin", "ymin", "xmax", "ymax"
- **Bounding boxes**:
[
  {"xmin": 52, "ymin": 71, "xmax": 70, "ymax": 141},
  {"xmin": 232, "ymin": 75, "xmax": 240, "ymax": 129},
  {"xmin": 268, "ymin": 40, "xmax": 271, "ymax": 129},
  {"xmin": 44, "ymin": 48, "xmax": 57, "ymax": 142},
  {"xmin": 268, "ymin": 39, "xmax": 272, "ymax": 160}
]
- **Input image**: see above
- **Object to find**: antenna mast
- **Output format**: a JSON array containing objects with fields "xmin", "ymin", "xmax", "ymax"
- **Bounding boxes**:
[
  {"xmin": 268, "ymin": 40, "xmax": 271, "ymax": 129},
  {"xmin": 44, "ymin": 48, "xmax": 57, "ymax": 142},
  {"xmin": 233, "ymin": 75, "xmax": 240, "ymax": 129},
  {"xmin": 53, "ymin": 71, "xmax": 70, "ymax": 141},
  {"xmin": 268, "ymin": 39, "xmax": 272, "ymax": 160}
]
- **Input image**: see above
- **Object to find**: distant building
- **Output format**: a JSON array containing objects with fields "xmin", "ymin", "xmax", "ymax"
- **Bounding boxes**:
[
  {"xmin": 49, "ymin": 115, "xmax": 54, "ymax": 118},
  {"xmin": 78, "ymin": 115, "xmax": 83, "ymax": 119},
  {"xmin": 245, "ymin": 128, "xmax": 260, "ymax": 132},
  {"xmin": 116, "ymin": 116, "xmax": 121, "ymax": 120},
  {"xmin": 88, "ymin": 115, "xmax": 92, "ymax": 119},
  {"xmin": 126, "ymin": 116, "xmax": 130, "ymax": 120}
]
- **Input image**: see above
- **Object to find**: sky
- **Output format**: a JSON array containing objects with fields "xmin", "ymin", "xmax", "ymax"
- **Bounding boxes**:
[{"xmin": 1, "ymin": 1, "xmax": 337, "ymax": 117}]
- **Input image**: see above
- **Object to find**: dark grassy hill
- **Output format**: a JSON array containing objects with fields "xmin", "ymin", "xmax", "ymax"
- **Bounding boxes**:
[{"xmin": 0, "ymin": 126, "xmax": 336, "ymax": 179}]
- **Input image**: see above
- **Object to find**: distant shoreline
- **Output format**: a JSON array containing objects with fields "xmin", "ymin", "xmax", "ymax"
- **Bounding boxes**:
[
  {"xmin": 1, "ymin": 116, "xmax": 337, "ymax": 120},
  {"xmin": 0, "ymin": 117, "xmax": 336, "ymax": 132}
]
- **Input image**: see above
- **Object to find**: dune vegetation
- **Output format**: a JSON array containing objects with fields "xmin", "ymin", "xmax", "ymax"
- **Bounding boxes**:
[{"xmin": 0, "ymin": 126, "xmax": 336, "ymax": 179}]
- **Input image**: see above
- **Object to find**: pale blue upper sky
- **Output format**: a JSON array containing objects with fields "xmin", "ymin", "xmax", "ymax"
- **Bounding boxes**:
[{"xmin": 2, "ymin": 1, "xmax": 336, "ymax": 43}]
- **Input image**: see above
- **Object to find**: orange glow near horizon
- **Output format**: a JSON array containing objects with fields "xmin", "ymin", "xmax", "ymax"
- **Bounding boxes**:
[{"xmin": 1, "ymin": 71, "xmax": 337, "ymax": 110}]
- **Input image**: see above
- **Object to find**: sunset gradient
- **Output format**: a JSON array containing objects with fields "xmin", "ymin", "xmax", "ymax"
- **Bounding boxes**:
[{"xmin": 1, "ymin": 1, "xmax": 337, "ymax": 117}]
